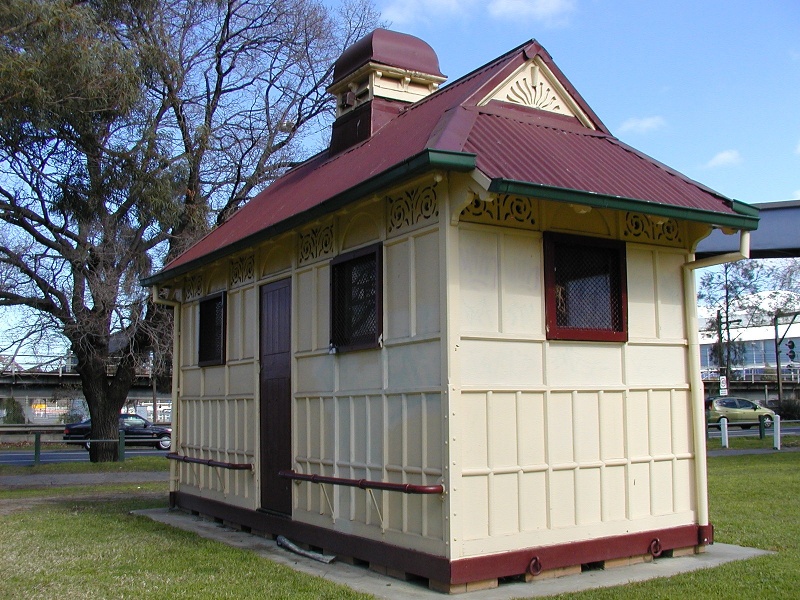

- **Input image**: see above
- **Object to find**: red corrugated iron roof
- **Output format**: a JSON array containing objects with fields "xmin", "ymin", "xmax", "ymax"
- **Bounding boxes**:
[
  {"xmin": 146, "ymin": 39, "xmax": 755, "ymax": 284},
  {"xmin": 465, "ymin": 102, "xmax": 731, "ymax": 213}
]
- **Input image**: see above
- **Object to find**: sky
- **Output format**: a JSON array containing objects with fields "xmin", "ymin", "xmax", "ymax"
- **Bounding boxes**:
[
  {"xmin": 3, "ymin": 0, "xmax": 799, "ymax": 362},
  {"xmin": 376, "ymin": 0, "xmax": 800, "ymax": 205}
]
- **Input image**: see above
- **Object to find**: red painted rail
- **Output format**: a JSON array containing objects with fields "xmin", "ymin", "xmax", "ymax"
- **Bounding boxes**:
[
  {"xmin": 167, "ymin": 452, "xmax": 252, "ymax": 471},
  {"xmin": 278, "ymin": 469, "xmax": 444, "ymax": 495}
]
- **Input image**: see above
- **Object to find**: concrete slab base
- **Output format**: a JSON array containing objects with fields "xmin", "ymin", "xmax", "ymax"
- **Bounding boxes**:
[{"xmin": 135, "ymin": 508, "xmax": 772, "ymax": 599}]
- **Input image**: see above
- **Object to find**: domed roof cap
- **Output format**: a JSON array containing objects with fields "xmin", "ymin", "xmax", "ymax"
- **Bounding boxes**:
[{"xmin": 332, "ymin": 29, "xmax": 444, "ymax": 85}]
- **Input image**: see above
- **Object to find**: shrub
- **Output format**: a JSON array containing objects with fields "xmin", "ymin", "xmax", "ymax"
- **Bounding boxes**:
[
  {"xmin": 0, "ymin": 398, "xmax": 26, "ymax": 424},
  {"xmin": 778, "ymin": 397, "xmax": 800, "ymax": 420}
]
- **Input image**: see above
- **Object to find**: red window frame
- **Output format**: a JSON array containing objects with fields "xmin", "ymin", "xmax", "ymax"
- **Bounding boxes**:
[{"xmin": 543, "ymin": 232, "xmax": 628, "ymax": 342}]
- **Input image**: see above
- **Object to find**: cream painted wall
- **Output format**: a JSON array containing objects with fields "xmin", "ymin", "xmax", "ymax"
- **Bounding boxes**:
[
  {"xmin": 169, "ymin": 174, "xmax": 705, "ymax": 561},
  {"xmin": 451, "ymin": 213, "xmax": 699, "ymax": 559},
  {"xmin": 171, "ymin": 176, "xmax": 449, "ymax": 554},
  {"xmin": 292, "ymin": 212, "xmax": 446, "ymax": 553},
  {"xmin": 174, "ymin": 269, "xmax": 260, "ymax": 508}
]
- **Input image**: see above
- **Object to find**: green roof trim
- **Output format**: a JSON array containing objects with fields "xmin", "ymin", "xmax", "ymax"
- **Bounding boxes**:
[
  {"xmin": 488, "ymin": 179, "xmax": 760, "ymax": 231},
  {"xmin": 730, "ymin": 199, "xmax": 760, "ymax": 218},
  {"xmin": 142, "ymin": 149, "xmax": 477, "ymax": 286}
]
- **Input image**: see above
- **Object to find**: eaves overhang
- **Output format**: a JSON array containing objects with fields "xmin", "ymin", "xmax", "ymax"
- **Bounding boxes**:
[
  {"xmin": 487, "ymin": 178, "xmax": 760, "ymax": 232},
  {"xmin": 141, "ymin": 149, "xmax": 477, "ymax": 287}
]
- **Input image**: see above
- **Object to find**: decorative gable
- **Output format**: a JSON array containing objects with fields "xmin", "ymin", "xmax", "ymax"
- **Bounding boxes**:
[{"xmin": 479, "ymin": 56, "xmax": 596, "ymax": 129}]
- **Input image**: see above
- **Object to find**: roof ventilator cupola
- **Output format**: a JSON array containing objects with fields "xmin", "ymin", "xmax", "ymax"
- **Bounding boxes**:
[{"xmin": 327, "ymin": 29, "xmax": 446, "ymax": 154}]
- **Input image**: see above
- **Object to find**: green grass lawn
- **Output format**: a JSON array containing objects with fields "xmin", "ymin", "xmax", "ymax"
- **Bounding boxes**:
[
  {"xmin": 706, "ymin": 434, "xmax": 800, "ymax": 451},
  {"xmin": 0, "ymin": 454, "xmax": 169, "ymax": 477},
  {"xmin": 1, "ymin": 495, "xmax": 371, "ymax": 599},
  {"xmin": 1, "ymin": 453, "xmax": 799, "ymax": 599}
]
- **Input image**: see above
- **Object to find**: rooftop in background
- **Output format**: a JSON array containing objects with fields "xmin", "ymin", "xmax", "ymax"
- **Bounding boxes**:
[{"xmin": 696, "ymin": 200, "xmax": 800, "ymax": 259}]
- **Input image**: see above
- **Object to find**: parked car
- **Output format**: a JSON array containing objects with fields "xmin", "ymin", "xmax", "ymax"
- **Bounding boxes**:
[
  {"xmin": 705, "ymin": 396, "xmax": 775, "ymax": 429},
  {"xmin": 64, "ymin": 413, "xmax": 172, "ymax": 450}
]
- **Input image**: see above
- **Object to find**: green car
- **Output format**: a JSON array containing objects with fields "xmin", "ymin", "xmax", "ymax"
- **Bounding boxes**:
[{"xmin": 706, "ymin": 396, "xmax": 775, "ymax": 429}]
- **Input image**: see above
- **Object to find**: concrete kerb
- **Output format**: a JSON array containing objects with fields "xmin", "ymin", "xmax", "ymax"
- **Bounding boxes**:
[{"xmin": 135, "ymin": 507, "xmax": 772, "ymax": 599}]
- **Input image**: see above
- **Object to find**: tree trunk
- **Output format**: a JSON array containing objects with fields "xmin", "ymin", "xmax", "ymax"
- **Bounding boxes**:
[
  {"xmin": 88, "ymin": 394, "xmax": 123, "ymax": 462},
  {"xmin": 74, "ymin": 350, "xmax": 133, "ymax": 462}
]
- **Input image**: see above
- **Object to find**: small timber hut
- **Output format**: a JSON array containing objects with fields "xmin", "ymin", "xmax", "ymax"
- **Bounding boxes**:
[{"xmin": 143, "ymin": 29, "xmax": 759, "ymax": 593}]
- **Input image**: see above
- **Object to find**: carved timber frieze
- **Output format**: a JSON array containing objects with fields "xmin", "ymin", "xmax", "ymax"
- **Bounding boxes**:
[
  {"xmin": 184, "ymin": 274, "xmax": 203, "ymax": 301},
  {"xmin": 387, "ymin": 181, "xmax": 440, "ymax": 234},
  {"xmin": 460, "ymin": 194, "xmax": 538, "ymax": 230},
  {"xmin": 229, "ymin": 254, "xmax": 255, "ymax": 288},
  {"xmin": 623, "ymin": 212, "xmax": 683, "ymax": 246},
  {"xmin": 299, "ymin": 223, "xmax": 335, "ymax": 264}
]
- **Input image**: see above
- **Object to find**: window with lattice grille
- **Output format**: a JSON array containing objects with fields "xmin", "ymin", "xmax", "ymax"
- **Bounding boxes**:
[
  {"xmin": 544, "ymin": 233, "xmax": 627, "ymax": 342},
  {"xmin": 331, "ymin": 244, "xmax": 382, "ymax": 352},
  {"xmin": 198, "ymin": 292, "xmax": 226, "ymax": 365}
]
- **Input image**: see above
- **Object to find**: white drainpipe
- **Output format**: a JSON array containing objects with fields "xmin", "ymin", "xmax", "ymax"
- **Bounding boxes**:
[
  {"xmin": 152, "ymin": 288, "xmax": 182, "ymax": 495},
  {"xmin": 682, "ymin": 230, "xmax": 750, "ymax": 526}
]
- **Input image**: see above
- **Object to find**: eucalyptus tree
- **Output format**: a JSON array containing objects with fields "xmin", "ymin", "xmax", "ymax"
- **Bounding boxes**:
[{"xmin": 0, "ymin": 0, "xmax": 378, "ymax": 460}]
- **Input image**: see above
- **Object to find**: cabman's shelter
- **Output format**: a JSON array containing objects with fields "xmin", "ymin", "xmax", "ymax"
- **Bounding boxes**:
[{"xmin": 143, "ymin": 29, "xmax": 759, "ymax": 593}]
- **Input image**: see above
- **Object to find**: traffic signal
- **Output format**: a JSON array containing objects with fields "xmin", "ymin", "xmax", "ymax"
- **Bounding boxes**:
[{"xmin": 789, "ymin": 340, "xmax": 796, "ymax": 361}]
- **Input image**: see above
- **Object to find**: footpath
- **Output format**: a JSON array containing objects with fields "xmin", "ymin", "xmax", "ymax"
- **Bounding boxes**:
[{"xmin": 0, "ymin": 470, "xmax": 169, "ymax": 490}]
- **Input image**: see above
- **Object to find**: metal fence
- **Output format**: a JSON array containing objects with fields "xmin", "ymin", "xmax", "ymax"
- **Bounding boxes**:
[
  {"xmin": 0, "ymin": 424, "xmax": 171, "ymax": 463},
  {"xmin": 708, "ymin": 416, "xmax": 800, "ymax": 450}
]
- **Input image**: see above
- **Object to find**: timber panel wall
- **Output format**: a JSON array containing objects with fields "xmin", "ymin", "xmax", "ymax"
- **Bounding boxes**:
[
  {"xmin": 451, "ymin": 209, "xmax": 696, "ymax": 558},
  {"xmin": 173, "ymin": 176, "xmax": 448, "ymax": 554},
  {"xmin": 176, "ymin": 272, "xmax": 259, "ymax": 507},
  {"xmin": 293, "ymin": 212, "xmax": 446, "ymax": 555}
]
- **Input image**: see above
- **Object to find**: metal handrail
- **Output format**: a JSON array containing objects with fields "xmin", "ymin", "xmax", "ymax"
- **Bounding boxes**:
[
  {"xmin": 166, "ymin": 452, "xmax": 252, "ymax": 471},
  {"xmin": 278, "ymin": 469, "xmax": 444, "ymax": 495}
]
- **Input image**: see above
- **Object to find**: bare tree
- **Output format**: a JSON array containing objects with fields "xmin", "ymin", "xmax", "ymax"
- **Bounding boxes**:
[
  {"xmin": 0, "ymin": 0, "xmax": 379, "ymax": 460},
  {"xmin": 766, "ymin": 258, "xmax": 800, "ymax": 295},
  {"xmin": 119, "ymin": 0, "xmax": 380, "ymax": 241},
  {"xmin": 698, "ymin": 259, "xmax": 800, "ymax": 377}
]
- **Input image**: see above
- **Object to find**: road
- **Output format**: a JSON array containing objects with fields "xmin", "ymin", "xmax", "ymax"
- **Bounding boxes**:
[{"xmin": 0, "ymin": 447, "xmax": 169, "ymax": 466}]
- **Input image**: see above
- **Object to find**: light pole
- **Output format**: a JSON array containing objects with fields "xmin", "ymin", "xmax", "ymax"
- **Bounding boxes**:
[{"xmin": 716, "ymin": 309, "xmax": 741, "ymax": 395}]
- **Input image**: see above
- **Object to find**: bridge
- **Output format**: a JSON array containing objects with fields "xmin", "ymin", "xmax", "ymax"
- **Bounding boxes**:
[
  {"xmin": 696, "ymin": 199, "xmax": 800, "ymax": 258},
  {"xmin": 1, "ymin": 357, "xmax": 171, "ymax": 425}
]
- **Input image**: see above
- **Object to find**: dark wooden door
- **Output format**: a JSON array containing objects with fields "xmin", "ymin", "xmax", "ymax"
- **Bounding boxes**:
[{"xmin": 259, "ymin": 278, "xmax": 292, "ymax": 515}]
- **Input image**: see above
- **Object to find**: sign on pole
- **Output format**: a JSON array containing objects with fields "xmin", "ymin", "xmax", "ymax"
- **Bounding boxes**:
[{"xmin": 719, "ymin": 375, "xmax": 728, "ymax": 396}]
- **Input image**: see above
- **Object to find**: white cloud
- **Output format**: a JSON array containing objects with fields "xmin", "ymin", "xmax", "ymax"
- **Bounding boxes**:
[
  {"xmin": 794, "ymin": 189, "xmax": 800, "ymax": 199},
  {"xmin": 705, "ymin": 150, "xmax": 743, "ymax": 169},
  {"xmin": 796, "ymin": 140, "xmax": 800, "ymax": 155},
  {"xmin": 488, "ymin": 0, "xmax": 575, "ymax": 23},
  {"xmin": 618, "ymin": 116, "xmax": 665, "ymax": 134}
]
